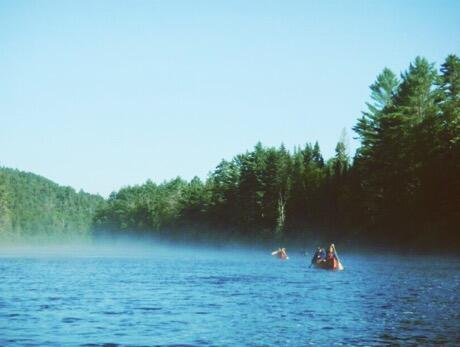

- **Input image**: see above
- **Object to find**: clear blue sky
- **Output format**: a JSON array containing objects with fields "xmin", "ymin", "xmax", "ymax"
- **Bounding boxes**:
[{"xmin": 1, "ymin": 0, "xmax": 459, "ymax": 196}]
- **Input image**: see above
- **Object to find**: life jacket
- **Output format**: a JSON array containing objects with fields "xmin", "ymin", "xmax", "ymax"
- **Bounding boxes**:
[{"xmin": 326, "ymin": 252, "xmax": 337, "ymax": 269}]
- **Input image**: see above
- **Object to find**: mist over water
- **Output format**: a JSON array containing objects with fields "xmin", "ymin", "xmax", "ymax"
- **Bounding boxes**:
[
  {"xmin": 0, "ymin": 234, "xmax": 272, "ymax": 260},
  {"xmin": 1, "ymin": 234, "xmax": 459, "ymax": 346}
]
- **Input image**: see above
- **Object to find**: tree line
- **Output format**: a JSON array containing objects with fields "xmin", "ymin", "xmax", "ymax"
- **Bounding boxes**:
[
  {"xmin": 94, "ymin": 55, "xmax": 459, "ymax": 249},
  {"xmin": 1, "ymin": 55, "xmax": 458, "ymax": 249}
]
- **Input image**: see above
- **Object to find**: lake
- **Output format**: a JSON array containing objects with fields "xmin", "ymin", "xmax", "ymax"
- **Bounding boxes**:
[{"xmin": 0, "ymin": 245, "xmax": 459, "ymax": 346}]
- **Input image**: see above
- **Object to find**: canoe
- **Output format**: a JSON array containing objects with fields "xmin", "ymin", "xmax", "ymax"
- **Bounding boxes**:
[
  {"xmin": 312, "ymin": 259, "xmax": 343, "ymax": 271},
  {"xmin": 271, "ymin": 249, "xmax": 289, "ymax": 260},
  {"xmin": 274, "ymin": 253, "xmax": 289, "ymax": 260}
]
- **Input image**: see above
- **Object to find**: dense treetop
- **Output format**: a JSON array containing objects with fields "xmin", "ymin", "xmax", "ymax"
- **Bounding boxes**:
[{"xmin": 0, "ymin": 167, "xmax": 104, "ymax": 241}]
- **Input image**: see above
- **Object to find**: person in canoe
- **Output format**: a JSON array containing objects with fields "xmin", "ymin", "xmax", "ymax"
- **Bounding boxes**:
[
  {"xmin": 312, "ymin": 243, "xmax": 344, "ymax": 270},
  {"xmin": 272, "ymin": 247, "xmax": 289, "ymax": 260},
  {"xmin": 311, "ymin": 246, "xmax": 326, "ymax": 265},
  {"xmin": 325, "ymin": 244, "xmax": 338, "ymax": 269}
]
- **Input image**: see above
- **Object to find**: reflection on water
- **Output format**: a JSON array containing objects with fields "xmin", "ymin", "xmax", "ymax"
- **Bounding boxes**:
[{"xmin": 0, "ymin": 249, "xmax": 459, "ymax": 346}]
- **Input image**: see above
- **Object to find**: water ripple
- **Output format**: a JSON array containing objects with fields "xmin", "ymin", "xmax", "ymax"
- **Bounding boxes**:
[{"xmin": 0, "ymin": 254, "xmax": 458, "ymax": 346}]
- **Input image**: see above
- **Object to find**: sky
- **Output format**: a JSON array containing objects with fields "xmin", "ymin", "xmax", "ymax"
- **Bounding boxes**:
[{"xmin": 0, "ymin": 0, "xmax": 459, "ymax": 196}]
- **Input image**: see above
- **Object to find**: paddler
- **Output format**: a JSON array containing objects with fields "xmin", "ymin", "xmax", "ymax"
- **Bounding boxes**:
[
  {"xmin": 279, "ymin": 247, "xmax": 288, "ymax": 259},
  {"xmin": 311, "ymin": 246, "xmax": 326, "ymax": 265},
  {"xmin": 272, "ymin": 247, "xmax": 288, "ymax": 260},
  {"xmin": 326, "ymin": 244, "xmax": 339, "ymax": 269}
]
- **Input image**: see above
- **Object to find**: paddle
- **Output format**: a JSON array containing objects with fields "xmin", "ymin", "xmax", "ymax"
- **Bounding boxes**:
[{"xmin": 331, "ymin": 243, "xmax": 344, "ymax": 271}]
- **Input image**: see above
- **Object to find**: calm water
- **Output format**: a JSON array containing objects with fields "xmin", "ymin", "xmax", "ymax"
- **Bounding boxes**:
[{"xmin": 0, "ymin": 247, "xmax": 459, "ymax": 346}]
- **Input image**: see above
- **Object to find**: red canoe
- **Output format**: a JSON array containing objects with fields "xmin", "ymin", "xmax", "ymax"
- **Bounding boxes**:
[{"xmin": 312, "ymin": 259, "xmax": 344, "ymax": 271}]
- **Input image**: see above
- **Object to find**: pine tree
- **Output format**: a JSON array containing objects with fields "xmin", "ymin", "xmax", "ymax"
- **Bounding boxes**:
[{"xmin": 354, "ymin": 68, "xmax": 399, "ymax": 162}]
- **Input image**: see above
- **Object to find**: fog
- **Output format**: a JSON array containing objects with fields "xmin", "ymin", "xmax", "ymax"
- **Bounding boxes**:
[
  {"xmin": 0, "ymin": 233, "xmax": 282, "ymax": 260},
  {"xmin": 0, "ymin": 230, "xmax": 444, "ymax": 259}
]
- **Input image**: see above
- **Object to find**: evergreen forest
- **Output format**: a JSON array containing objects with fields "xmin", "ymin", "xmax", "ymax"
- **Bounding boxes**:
[{"xmin": 1, "ymin": 55, "xmax": 459, "ymax": 249}]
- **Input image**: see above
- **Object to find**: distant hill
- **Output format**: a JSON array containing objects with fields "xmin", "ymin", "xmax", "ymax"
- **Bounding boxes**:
[{"xmin": 0, "ymin": 167, "xmax": 105, "ymax": 241}]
